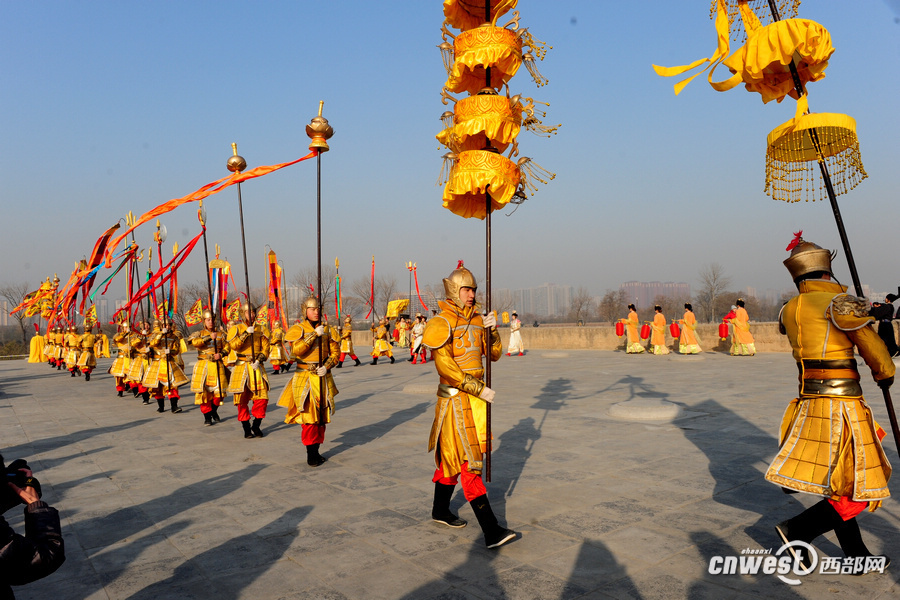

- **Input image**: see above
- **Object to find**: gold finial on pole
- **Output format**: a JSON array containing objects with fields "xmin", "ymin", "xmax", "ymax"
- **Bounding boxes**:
[
  {"xmin": 306, "ymin": 100, "xmax": 334, "ymax": 152},
  {"xmin": 227, "ymin": 142, "xmax": 247, "ymax": 173}
]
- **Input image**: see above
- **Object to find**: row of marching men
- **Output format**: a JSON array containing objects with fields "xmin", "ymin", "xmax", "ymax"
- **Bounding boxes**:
[
  {"xmin": 617, "ymin": 301, "xmax": 756, "ymax": 356},
  {"xmin": 42, "ymin": 324, "xmax": 110, "ymax": 381},
  {"xmin": 99, "ymin": 298, "xmax": 348, "ymax": 465}
]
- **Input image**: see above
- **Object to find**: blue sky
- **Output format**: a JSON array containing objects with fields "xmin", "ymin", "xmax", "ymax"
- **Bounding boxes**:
[{"xmin": 2, "ymin": 1, "xmax": 899, "ymax": 301}]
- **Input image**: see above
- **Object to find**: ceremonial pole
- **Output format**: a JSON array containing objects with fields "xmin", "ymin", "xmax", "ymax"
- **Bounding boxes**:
[
  {"xmin": 306, "ymin": 101, "xmax": 334, "ymax": 427},
  {"xmin": 765, "ymin": 0, "xmax": 900, "ymax": 451},
  {"xmin": 155, "ymin": 219, "xmax": 173, "ymax": 385},
  {"xmin": 483, "ymin": 0, "xmax": 493, "ymax": 483}
]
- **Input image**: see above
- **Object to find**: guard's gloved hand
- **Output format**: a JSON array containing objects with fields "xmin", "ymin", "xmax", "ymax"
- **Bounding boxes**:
[
  {"xmin": 482, "ymin": 312, "xmax": 497, "ymax": 329},
  {"xmin": 315, "ymin": 325, "xmax": 325, "ymax": 337},
  {"xmin": 315, "ymin": 365, "xmax": 327, "ymax": 377},
  {"xmin": 877, "ymin": 376, "xmax": 894, "ymax": 390},
  {"xmin": 246, "ymin": 326, "xmax": 255, "ymax": 334},
  {"xmin": 480, "ymin": 386, "xmax": 495, "ymax": 403}
]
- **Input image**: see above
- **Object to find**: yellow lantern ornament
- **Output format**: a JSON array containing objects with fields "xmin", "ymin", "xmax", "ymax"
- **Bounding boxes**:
[
  {"xmin": 442, "ymin": 0, "xmax": 516, "ymax": 32},
  {"xmin": 765, "ymin": 98, "xmax": 866, "ymax": 203}
]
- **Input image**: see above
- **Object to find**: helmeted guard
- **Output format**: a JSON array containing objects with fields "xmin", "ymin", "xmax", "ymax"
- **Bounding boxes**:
[
  {"xmin": 76, "ymin": 325, "xmax": 97, "ymax": 381},
  {"xmin": 766, "ymin": 234, "xmax": 894, "ymax": 568},
  {"xmin": 336, "ymin": 315, "xmax": 361, "ymax": 368},
  {"xmin": 277, "ymin": 296, "xmax": 340, "ymax": 466},
  {"xmin": 108, "ymin": 323, "xmax": 133, "ymax": 396},
  {"xmin": 189, "ymin": 310, "xmax": 230, "ymax": 426},
  {"xmin": 142, "ymin": 316, "xmax": 189, "ymax": 413},
  {"xmin": 226, "ymin": 303, "xmax": 270, "ymax": 438},
  {"xmin": 422, "ymin": 262, "xmax": 515, "ymax": 548},
  {"xmin": 370, "ymin": 317, "xmax": 394, "ymax": 364}
]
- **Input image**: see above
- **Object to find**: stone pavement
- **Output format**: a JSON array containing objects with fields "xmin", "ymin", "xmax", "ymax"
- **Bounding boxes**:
[{"xmin": 1, "ymin": 348, "xmax": 898, "ymax": 600}]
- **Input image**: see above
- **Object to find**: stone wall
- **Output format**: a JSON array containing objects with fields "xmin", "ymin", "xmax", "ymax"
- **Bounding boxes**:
[{"xmin": 351, "ymin": 322, "xmax": 898, "ymax": 353}]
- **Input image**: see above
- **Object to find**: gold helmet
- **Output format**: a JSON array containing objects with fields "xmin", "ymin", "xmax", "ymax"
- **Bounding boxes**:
[
  {"xmin": 302, "ymin": 296, "xmax": 321, "ymax": 310},
  {"xmin": 202, "ymin": 310, "xmax": 213, "ymax": 320},
  {"xmin": 442, "ymin": 260, "xmax": 477, "ymax": 302},
  {"xmin": 784, "ymin": 232, "xmax": 835, "ymax": 282},
  {"xmin": 344, "ymin": 315, "xmax": 352, "ymax": 323}
]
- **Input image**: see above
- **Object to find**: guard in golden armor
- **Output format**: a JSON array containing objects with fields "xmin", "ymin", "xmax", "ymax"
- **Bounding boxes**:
[
  {"xmin": 189, "ymin": 311, "xmax": 230, "ymax": 426},
  {"xmin": 277, "ymin": 296, "xmax": 340, "ymax": 466},
  {"xmin": 76, "ymin": 325, "xmax": 97, "ymax": 382},
  {"xmin": 370, "ymin": 317, "xmax": 395, "ymax": 364},
  {"xmin": 268, "ymin": 320, "xmax": 290, "ymax": 375},
  {"xmin": 336, "ymin": 315, "xmax": 361, "ymax": 368},
  {"xmin": 422, "ymin": 262, "xmax": 515, "ymax": 549},
  {"xmin": 45, "ymin": 327, "xmax": 58, "ymax": 368},
  {"xmin": 766, "ymin": 234, "xmax": 894, "ymax": 568},
  {"xmin": 126, "ymin": 321, "xmax": 152, "ymax": 403},
  {"xmin": 142, "ymin": 317, "xmax": 188, "ymax": 413},
  {"xmin": 64, "ymin": 325, "xmax": 82, "ymax": 376},
  {"xmin": 226, "ymin": 303, "xmax": 270, "ymax": 439},
  {"xmin": 108, "ymin": 323, "xmax": 133, "ymax": 397},
  {"xmin": 53, "ymin": 326, "xmax": 66, "ymax": 369}
]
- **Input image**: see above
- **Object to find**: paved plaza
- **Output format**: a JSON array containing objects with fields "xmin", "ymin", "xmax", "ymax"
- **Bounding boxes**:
[{"xmin": 1, "ymin": 348, "xmax": 898, "ymax": 599}]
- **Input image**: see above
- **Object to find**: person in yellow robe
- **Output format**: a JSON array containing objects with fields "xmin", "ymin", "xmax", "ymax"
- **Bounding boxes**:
[
  {"xmin": 44, "ymin": 327, "xmax": 58, "ymax": 367},
  {"xmin": 108, "ymin": 323, "xmax": 132, "ymax": 397},
  {"xmin": 370, "ymin": 317, "xmax": 394, "ymax": 364},
  {"xmin": 766, "ymin": 235, "xmax": 893, "ymax": 569},
  {"xmin": 27, "ymin": 327, "xmax": 45, "ymax": 364},
  {"xmin": 619, "ymin": 304, "xmax": 645, "ymax": 354},
  {"xmin": 53, "ymin": 326, "xmax": 66, "ymax": 370},
  {"xmin": 277, "ymin": 296, "xmax": 340, "ymax": 466},
  {"xmin": 267, "ymin": 320, "xmax": 290, "ymax": 375},
  {"xmin": 64, "ymin": 325, "xmax": 82, "ymax": 376},
  {"xmin": 678, "ymin": 303, "xmax": 702, "ymax": 354},
  {"xmin": 142, "ymin": 317, "xmax": 188, "ymax": 413},
  {"xmin": 189, "ymin": 311, "xmax": 230, "ymax": 426},
  {"xmin": 422, "ymin": 262, "xmax": 515, "ymax": 549},
  {"xmin": 126, "ymin": 321, "xmax": 152, "ymax": 403},
  {"xmin": 76, "ymin": 326, "xmax": 97, "ymax": 382},
  {"xmin": 650, "ymin": 306, "xmax": 669, "ymax": 355},
  {"xmin": 728, "ymin": 298, "xmax": 756, "ymax": 356},
  {"xmin": 336, "ymin": 315, "xmax": 361, "ymax": 368},
  {"xmin": 94, "ymin": 326, "xmax": 110, "ymax": 358},
  {"xmin": 397, "ymin": 316, "xmax": 410, "ymax": 348},
  {"xmin": 227, "ymin": 303, "xmax": 270, "ymax": 439}
]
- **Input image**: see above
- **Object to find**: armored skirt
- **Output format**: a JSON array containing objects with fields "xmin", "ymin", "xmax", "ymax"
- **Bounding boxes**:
[{"xmin": 277, "ymin": 369, "xmax": 338, "ymax": 425}]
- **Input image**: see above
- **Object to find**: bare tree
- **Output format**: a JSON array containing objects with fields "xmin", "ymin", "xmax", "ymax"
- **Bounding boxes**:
[
  {"xmin": 597, "ymin": 289, "xmax": 627, "ymax": 323},
  {"xmin": 568, "ymin": 286, "xmax": 596, "ymax": 324},
  {"xmin": 349, "ymin": 274, "xmax": 398, "ymax": 323},
  {"xmin": 696, "ymin": 263, "xmax": 732, "ymax": 323},
  {"xmin": 0, "ymin": 282, "xmax": 32, "ymax": 344},
  {"xmin": 652, "ymin": 293, "xmax": 693, "ymax": 323}
]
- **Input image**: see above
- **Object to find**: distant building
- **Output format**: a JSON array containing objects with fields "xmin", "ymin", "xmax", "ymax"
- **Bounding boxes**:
[
  {"xmin": 619, "ymin": 281, "xmax": 690, "ymax": 310},
  {"xmin": 497, "ymin": 283, "xmax": 573, "ymax": 317}
]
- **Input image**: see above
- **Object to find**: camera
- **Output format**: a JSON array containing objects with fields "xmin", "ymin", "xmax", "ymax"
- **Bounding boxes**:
[{"xmin": 2, "ymin": 458, "xmax": 42, "ymax": 512}]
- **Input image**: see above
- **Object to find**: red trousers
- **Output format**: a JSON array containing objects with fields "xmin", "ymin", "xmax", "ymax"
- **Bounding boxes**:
[
  {"xmin": 199, "ymin": 397, "xmax": 223, "ymax": 414},
  {"xmin": 339, "ymin": 352, "xmax": 358, "ymax": 361},
  {"xmin": 432, "ymin": 461, "xmax": 486, "ymax": 502},
  {"xmin": 302, "ymin": 423, "xmax": 326, "ymax": 445},
  {"xmin": 236, "ymin": 394, "xmax": 268, "ymax": 421}
]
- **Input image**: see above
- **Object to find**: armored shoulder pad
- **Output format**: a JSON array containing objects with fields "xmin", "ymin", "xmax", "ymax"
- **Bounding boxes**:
[
  {"xmin": 828, "ymin": 294, "xmax": 874, "ymax": 331},
  {"xmin": 283, "ymin": 323, "xmax": 306, "ymax": 343},
  {"xmin": 422, "ymin": 316, "xmax": 451, "ymax": 349}
]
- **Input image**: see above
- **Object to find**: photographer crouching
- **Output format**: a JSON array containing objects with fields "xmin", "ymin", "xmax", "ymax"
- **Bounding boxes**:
[{"xmin": 0, "ymin": 454, "xmax": 65, "ymax": 599}]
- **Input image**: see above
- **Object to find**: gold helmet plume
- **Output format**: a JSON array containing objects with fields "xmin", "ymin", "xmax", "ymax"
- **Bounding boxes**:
[
  {"xmin": 783, "ymin": 231, "xmax": 836, "ymax": 282},
  {"xmin": 442, "ymin": 260, "xmax": 477, "ymax": 303}
]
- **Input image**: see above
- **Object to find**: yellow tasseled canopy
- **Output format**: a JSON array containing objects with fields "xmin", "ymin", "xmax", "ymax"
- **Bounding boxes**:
[
  {"xmin": 436, "ymin": 95, "xmax": 522, "ymax": 153},
  {"xmin": 442, "ymin": 150, "xmax": 520, "ymax": 220},
  {"xmin": 765, "ymin": 102, "xmax": 866, "ymax": 203},
  {"xmin": 445, "ymin": 26, "xmax": 521, "ymax": 94},
  {"xmin": 443, "ymin": 0, "xmax": 516, "ymax": 32},
  {"xmin": 713, "ymin": 18, "xmax": 833, "ymax": 103},
  {"xmin": 711, "ymin": 0, "xmax": 801, "ymax": 43}
]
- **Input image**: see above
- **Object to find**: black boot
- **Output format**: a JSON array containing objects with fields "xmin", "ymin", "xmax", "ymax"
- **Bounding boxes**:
[
  {"xmin": 85, "ymin": 371, "xmax": 90, "ymax": 382},
  {"xmin": 432, "ymin": 483, "xmax": 467, "ymax": 528},
  {"xmin": 833, "ymin": 517, "xmax": 891, "ymax": 572},
  {"xmin": 117, "ymin": 390, "xmax": 124, "ymax": 397},
  {"xmin": 470, "ymin": 494, "xmax": 516, "ymax": 548},
  {"xmin": 241, "ymin": 420, "xmax": 255, "ymax": 439},
  {"xmin": 170, "ymin": 398, "xmax": 182, "ymax": 413},
  {"xmin": 354, "ymin": 357, "xmax": 361, "ymax": 366},
  {"xmin": 142, "ymin": 391, "xmax": 151, "ymax": 404},
  {"xmin": 157, "ymin": 398, "xmax": 166, "ymax": 413},
  {"xmin": 390, "ymin": 356, "xmax": 395, "ymax": 364},
  {"xmin": 335, "ymin": 361, "xmax": 342, "ymax": 368},
  {"xmin": 203, "ymin": 413, "xmax": 213, "ymax": 426},
  {"xmin": 775, "ymin": 499, "xmax": 843, "ymax": 570},
  {"xmin": 251, "ymin": 417, "xmax": 264, "ymax": 438},
  {"xmin": 133, "ymin": 386, "xmax": 140, "ymax": 398},
  {"xmin": 306, "ymin": 444, "xmax": 326, "ymax": 467},
  {"xmin": 70, "ymin": 370, "xmax": 76, "ymax": 377},
  {"xmin": 371, "ymin": 357, "xmax": 378, "ymax": 365},
  {"xmin": 211, "ymin": 406, "xmax": 221, "ymax": 422},
  {"xmin": 57, "ymin": 364, "xmax": 62, "ymax": 370}
]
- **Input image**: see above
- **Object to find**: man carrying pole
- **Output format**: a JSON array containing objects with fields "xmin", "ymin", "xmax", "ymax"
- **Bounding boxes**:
[
  {"xmin": 421, "ymin": 261, "xmax": 515, "ymax": 548},
  {"xmin": 766, "ymin": 234, "xmax": 893, "ymax": 569}
]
